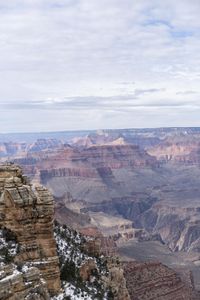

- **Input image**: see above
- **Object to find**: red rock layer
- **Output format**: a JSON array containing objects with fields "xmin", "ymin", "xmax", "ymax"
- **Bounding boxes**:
[{"xmin": 123, "ymin": 261, "xmax": 195, "ymax": 300}]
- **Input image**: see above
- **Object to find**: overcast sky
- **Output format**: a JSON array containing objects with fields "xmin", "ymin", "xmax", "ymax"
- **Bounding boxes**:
[{"xmin": 0, "ymin": 0, "xmax": 200, "ymax": 132}]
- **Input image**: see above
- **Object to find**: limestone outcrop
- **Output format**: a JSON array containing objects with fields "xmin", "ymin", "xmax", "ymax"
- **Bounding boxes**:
[{"xmin": 0, "ymin": 164, "xmax": 61, "ymax": 297}]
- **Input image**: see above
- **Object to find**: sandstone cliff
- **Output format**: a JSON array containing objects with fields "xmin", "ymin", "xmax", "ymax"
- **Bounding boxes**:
[{"xmin": 0, "ymin": 164, "xmax": 61, "ymax": 298}]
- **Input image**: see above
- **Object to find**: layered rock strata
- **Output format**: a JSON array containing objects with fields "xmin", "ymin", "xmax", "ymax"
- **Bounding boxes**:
[
  {"xmin": 0, "ymin": 164, "xmax": 61, "ymax": 296},
  {"xmin": 0, "ymin": 265, "xmax": 50, "ymax": 300},
  {"xmin": 123, "ymin": 261, "xmax": 195, "ymax": 300},
  {"xmin": 106, "ymin": 259, "xmax": 131, "ymax": 300}
]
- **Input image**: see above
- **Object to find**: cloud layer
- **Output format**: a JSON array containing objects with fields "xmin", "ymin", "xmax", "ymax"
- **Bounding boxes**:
[{"xmin": 0, "ymin": 0, "xmax": 200, "ymax": 132}]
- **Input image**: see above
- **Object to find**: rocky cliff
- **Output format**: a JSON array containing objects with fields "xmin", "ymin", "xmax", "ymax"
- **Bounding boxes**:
[
  {"xmin": 80, "ymin": 144, "xmax": 158, "ymax": 168},
  {"xmin": 147, "ymin": 135, "xmax": 200, "ymax": 164},
  {"xmin": 53, "ymin": 221, "xmax": 130, "ymax": 300},
  {"xmin": 0, "ymin": 164, "xmax": 61, "ymax": 298},
  {"xmin": 0, "ymin": 164, "xmax": 130, "ymax": 300},
  {"xmin": 138, "ymin": 202, "xmax": 200, "ymax": 252},
  {"xmin": 123, "ymin": 261, "xmax": 195, "ymax": 300}
]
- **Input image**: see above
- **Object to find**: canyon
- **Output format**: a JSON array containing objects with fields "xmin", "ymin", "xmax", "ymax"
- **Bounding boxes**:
[
  {"xmin": 0, "ymin": 163, "xmax": 196, "ymax": 299},
  {"xmin": 1, "ymin": 127, "xmax": 200, "ymax": 297}
]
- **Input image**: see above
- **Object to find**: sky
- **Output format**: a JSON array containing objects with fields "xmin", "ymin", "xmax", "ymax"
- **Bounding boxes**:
[{"xmin": 0, "ymin": 0, "xmax": 200, "ymax": 132}]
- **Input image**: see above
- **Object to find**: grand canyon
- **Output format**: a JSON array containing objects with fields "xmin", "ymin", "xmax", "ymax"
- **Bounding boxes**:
[
  {"xmin": 1, "ymin": 0, "xmax": 199, "ymax": 298},
  {"xmin": 1, "ymin": 127, "xmax": 200, "ymax": 299}
]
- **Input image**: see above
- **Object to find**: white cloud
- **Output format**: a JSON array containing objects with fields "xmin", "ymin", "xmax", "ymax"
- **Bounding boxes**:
[{"xmin": 0, "ymin": 0, "xmax": 200, "ymax": 131}]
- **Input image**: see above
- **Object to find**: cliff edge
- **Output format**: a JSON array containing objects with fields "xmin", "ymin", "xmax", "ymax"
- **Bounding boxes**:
[{"xmin": 0, "ymin": 164, "xmax": 61, "ymax": 298}]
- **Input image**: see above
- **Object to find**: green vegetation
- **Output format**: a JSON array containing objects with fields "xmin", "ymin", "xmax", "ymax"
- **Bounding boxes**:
[
  {"xmin": 60, "ymin": 260, "xmax": 77, "ymax": 282},
  {"xmin": 2, "ymin": 227, "xmax": 17, "ymax": 242},
  {"xmin": 0, "ymin": 246, "xmax": 14, "ymax": 263}
]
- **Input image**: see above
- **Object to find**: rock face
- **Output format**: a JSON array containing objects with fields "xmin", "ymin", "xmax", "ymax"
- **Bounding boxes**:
[
  {"xmin": 79, "ymin": 259, "xmax": 97, "ymax": 281},
  {"xmin": 123, "ymin": 261, "xmax": 195, "ymax": 300},
  {"xmin": 147, "ymin": 135, "xmax": 200, "ymax": 164},
  {"xmin": 0, "ymin": 142, "xmax": 27, "ymax": 158},
  {"xmin": 0, "ymin": 164, "xmax": 61, "ymax": 296},
  {"xmin": 0, "ymin": 139, "xmax": 62, "ymax": 159},
  {"xmin": 105, "ymin": 259, "xmax": 131, "ymax": 300},
  {"xmin": 138, "ymin": 202, "xmax": 200, "ymax": 252},
  {"xmin": 0, "ymin": 265, "xmax": 50, "ymax": 300},
  {"xmin": 80, "ymin": 145, "xmax": 158, "ymax": 169},
  {"xmin": 28, "ymin": 139, "xmax": 62, "ymax": 153},
  {"xmin": 11, "ymin": 143, "xmax": 158, "ymax": 181}
]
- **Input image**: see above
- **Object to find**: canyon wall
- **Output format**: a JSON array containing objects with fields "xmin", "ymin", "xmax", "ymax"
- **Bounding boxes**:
[
  {"xmin": 123, "ymin": 261, "xmax": 195, "ymax": 300},
  {"xmin": 0, "ymin": 164, "xmax": 61, "ymax": 297}
]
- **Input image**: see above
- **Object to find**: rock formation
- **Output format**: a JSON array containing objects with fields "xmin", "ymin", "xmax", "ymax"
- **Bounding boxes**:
[
  {"xmin": 123, "ymin": 261, "xmax": 195, "ymax": 300},
  {"xmin": 147, "ymin": 135, "xmax": 200, "ymax": 164},
  {"xmin": 0, "ymin": 265, "xmax": 50, "ymax": 300},
  {"xmin": 138, "ymin": 202, "xmax": 200, "ymax": 252},
  {"xmin": 105, "ymin": 259, "xmax": 131, "ymax": 300},
  {"xmin": 2, "ymin": 129, "xmax": 200, "ymax": 296},
  {"xmin": 0, "ymin": 164, "xmax": 61, "ymax": 297},
  {"xmin": 80, "ymin": 144, "xmax": 158, "ymax": 168}
]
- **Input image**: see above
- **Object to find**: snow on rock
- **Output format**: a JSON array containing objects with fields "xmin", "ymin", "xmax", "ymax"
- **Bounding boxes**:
[
  {"xmin": 52, "ymin": 222, "xmax": 110, "ymax": 300},
  {"xmin": 0, "ymin": 229, "xmax": 18, "ymax": 264}
]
